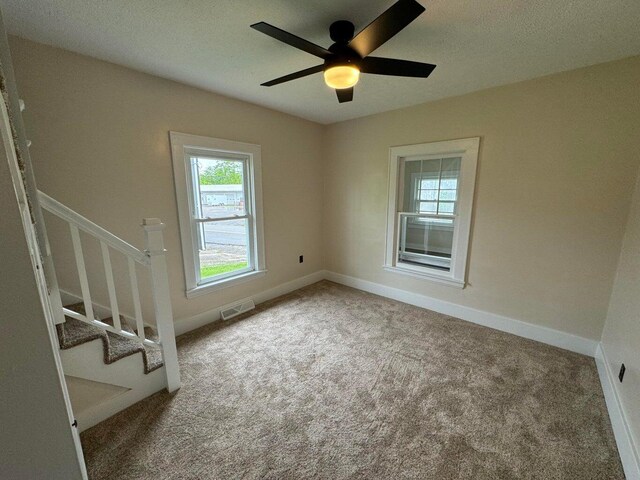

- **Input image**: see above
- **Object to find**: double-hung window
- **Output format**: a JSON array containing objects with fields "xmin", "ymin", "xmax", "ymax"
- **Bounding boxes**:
[
  {"xmin": 385, "ymin": 138, "xmax": 479, "ymax": 287},
  {"xmin": 170, "ymin": 132, "xmax": 265, "ymax": 297}
]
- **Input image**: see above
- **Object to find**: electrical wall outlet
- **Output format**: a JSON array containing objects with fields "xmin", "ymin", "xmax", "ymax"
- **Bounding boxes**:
[
  {"xmin": 619, "ymin": 363, "xmax": 626, "ymax": 382},
  {"xmin": 299, "ymin": 255, "xmax": 304, "ymax": 263}
]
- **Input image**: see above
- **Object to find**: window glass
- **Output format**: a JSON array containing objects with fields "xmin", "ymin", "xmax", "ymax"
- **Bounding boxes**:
[
  {"xmin": 189, "ymin": 155, "xmax": 252, "ymax": 283},
  {"xmin": 439, "ymin": 190, "xmax": 456, "ymax": 201},
  {"xmin": 192, "ymin": 157, "xmax": 245, "ymax": 219},
  {"xmin": 399, "ymin": 215, "xmax": 455, "ymax": 271},
  {"xmin": 197, "ymin": 219, "xmax": 249, "ymax": 281},
  {"xmin": 438, "ymin": 202, "xmax": 455, "ymax": 214},
  {"xmin": 403, "ymin": 157, "xmax": 461, "ymax": 215},
  {"xmin": 398, "ymin": 156, "xmax": 462, "ymax": 272},
  {"xmin": 419, "ymin": 201, "xmax": 438, "ymax": 213}
]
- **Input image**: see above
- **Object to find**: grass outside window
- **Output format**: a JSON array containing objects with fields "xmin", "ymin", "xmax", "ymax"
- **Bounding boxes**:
[{"xmin": 200, "ymin": 262, "xmax": 248, "ymax": 279}]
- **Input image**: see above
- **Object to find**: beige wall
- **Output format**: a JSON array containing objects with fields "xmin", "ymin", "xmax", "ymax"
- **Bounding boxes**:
[
  {"xmin": 323, "ymin": 56, "xmax": 640, "ymax": 341},
  {"xmin": 11, "ymin": 34, "xmax": 640, "ymax": 344},
  {"xmin": 602, "ymin": 169, "xmax": 640, "ymax": 453},
  {"xmin": 10, "ymin": 36, "xmax": 324, "ymax": 323}
]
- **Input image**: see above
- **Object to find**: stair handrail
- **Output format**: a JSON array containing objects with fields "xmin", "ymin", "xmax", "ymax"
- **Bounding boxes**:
[{"xmin": 38, "ymin": 191, "xmax": 149, "ymax": 265}]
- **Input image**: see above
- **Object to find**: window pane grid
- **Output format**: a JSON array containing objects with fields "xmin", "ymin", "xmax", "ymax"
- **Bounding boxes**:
[{"xmin": 414, "ymin": 158, "xmax": 460, "ymax": 216}]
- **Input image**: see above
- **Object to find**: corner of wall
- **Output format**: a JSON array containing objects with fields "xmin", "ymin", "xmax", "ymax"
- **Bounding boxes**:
[
  {"xmin": 319, "ymin": 122, "xmax": 332, "ymax": 272},
  {"xmin": 595, "ymin": 344, "xmax": 640, "ymax": 480}
]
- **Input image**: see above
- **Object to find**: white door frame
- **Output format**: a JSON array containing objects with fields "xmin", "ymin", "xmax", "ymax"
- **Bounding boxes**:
[{"xmin": 0, "ymin": 9, "xmax": 87, "ymax": 477}]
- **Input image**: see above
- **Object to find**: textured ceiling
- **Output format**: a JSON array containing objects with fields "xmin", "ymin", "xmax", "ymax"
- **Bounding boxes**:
[{"xmin": 2, "ymin": 0, "xmax": 640, "ymax": 124}]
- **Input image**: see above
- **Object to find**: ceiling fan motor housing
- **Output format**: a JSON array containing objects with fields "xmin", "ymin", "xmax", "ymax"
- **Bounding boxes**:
[
  {"xmin": 327, "ymin": 22, "xmax": 361, "ymax": 70},
  {"xmin": 329, "ymin": 20, "xmax": 355, "ymax": 44},
  {"xmin": 325, "ymin": 45, "xmax": 361, "ymax": 70}
]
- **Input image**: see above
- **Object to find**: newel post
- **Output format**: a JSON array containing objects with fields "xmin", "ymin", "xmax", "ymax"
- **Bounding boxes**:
[{"xmin": 143, "ymin": 218, "xmax": 181, "ymax": 392}]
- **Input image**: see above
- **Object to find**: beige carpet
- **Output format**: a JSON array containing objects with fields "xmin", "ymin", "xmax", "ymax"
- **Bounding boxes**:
[{"xmin": 81, "ymin": 281, "xmax": 623, "ymax": 479}]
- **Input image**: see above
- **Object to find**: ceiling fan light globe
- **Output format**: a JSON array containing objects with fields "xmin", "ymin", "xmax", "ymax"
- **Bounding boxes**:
[{"xmin": 324, "ymin": 66, "xmax": 360, "ymax": 89}]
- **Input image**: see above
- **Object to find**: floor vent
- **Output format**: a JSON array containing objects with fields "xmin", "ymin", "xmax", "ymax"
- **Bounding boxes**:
[{"xmin": 220, "ymin": 298, "xmax": 255, "ymax": 321}]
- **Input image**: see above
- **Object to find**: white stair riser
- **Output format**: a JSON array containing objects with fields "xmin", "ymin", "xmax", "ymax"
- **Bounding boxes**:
[
  {"xmin": 73, "ymin": 370, "xmax": 165, "ymax": 432},
  {"xmin": 60, "ymin": 338, "xmax": 166, "ymax": 431},
  {"xmin": 60, "ymin": 339, "xmax": 161, "ymax": 388},
  {"xmin": 60, "ymin": 339, "xmax": 166, "ymax": 432}
]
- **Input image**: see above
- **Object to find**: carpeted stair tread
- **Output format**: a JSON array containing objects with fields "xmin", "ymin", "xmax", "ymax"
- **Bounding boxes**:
[
  {"xmin": 139, "ymin": 325, "xmax": 164, "ymax": 373},
  {"xmin": 105, "ymin": 331, "xmax": 163, "ymax": 374},
  {"xmin": 104, "ymin": 331, "xmax": 145, "ymax": 363},
  {"xmin": 57, "ymin": 305, "xmax": 163, "ymax": 375},
  {"xmin": 66, "ymin": 302, "xmax": 86, "ymax": 315},
  {"xmin": 57, "ymin": 317, "xmax": 106, "ymax": 350},
  {"xmin": 142, "ymin": 342, "xmax": 164, "ymax": 373},
  {"xmin": 57, "ymin": 302, "xmax": 105, "ymax": 349},
  {"xmin": 102, "ymin": 315, "xmax": 136, "ymax": 334},
  {"xmin": 141, "ymin": 326, "xmax": 160, "ymax": 344},
  {"xmin": 101, "ymin": 315, "xmax": 164, "ymax": 373}
]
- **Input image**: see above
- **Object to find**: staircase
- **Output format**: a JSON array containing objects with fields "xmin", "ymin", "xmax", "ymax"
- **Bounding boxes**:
[
  {"xmin": 38, "ymin": 190, "xmax": 181, "ymax": 431},
  {"xmin": 57, "ymin": 304, "xmax": 164, "ymax": 374}
]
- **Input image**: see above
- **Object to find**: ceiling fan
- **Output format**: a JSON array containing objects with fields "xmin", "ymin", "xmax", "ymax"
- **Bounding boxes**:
[{"xmin": 250, "ymin": 0, "xmax": 436, "ymax": 103}]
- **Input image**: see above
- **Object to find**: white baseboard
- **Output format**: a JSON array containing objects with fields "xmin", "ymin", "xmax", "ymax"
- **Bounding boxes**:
[
  {"xmin": 175, "ymin": 269, "xmax": 598, "ymax": 355},
  {"xmin": 173, "ymin": 270, "xmax": 326, "ymax": 336},
  {"xmin": 595, "ymin": 344, "xmax": 640, "ymax": 480},
  {"xmin": 324, "ymin": 271, "xmax": 598, "ymax": 357}
]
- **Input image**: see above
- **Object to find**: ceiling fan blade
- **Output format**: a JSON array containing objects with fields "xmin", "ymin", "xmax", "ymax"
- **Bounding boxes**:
[
  {"xmin": 261, "ymin": 65, "xmax": 325, "ymax": 87},
  {"xmin": 336, "ymin": 87, "xmax": 353, "ymax": 103},
  {"xmin": 349, "ymin": 0, "xmax": 425, "ymax": 58},
  {"xmin": 251, "ymin": 22, "xmax": 331, "ymax": 59},
  {"xmin": 360, "ymin": 56, "xmax": 436, "ymax": 78}
]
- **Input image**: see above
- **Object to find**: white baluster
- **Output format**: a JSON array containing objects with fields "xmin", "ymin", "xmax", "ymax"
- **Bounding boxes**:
[
  {"xmin": 128, "ymin": 257, "xmax": 145, "ymax": 341},
  {"xmin": 44, "ymin": 254, "xmax": 66, "ymax": 325},
  {"xmin": 69, "ymin": 224, "xmax": 95, "ymax": 322},
  {"xmin": 100, "ymin": 241, "xmax": 121, "ymax": 331},
  {"xmin": 143, "ymin": 218, "xmax": 180, "ymax": 392}
]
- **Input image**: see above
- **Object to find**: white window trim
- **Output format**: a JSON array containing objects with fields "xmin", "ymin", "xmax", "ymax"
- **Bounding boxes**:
[
  {"xmin": 384, "ymin": 137, "xmax": 480, "ymax": 288},
  {"xmin": 170, "ymin": 132, "xmax": 266, "ymax": 298}
]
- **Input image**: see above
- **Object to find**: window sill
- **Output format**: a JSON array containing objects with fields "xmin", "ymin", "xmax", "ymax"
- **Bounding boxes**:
[
  {"xmin": 383, "ymin": 265, "xmax": 465, "ymax": 289},
  {"xmin": 186, "ymin": 269, "xmax": 267, "ymax": 298}
]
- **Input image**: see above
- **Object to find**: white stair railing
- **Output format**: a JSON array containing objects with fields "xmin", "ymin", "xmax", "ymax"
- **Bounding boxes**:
[
  {"xmin": 38, "ymin": 191, "xmax": 181, "ymax": 392},
  {"xmin": 142, "ymin": 218, "xmax": 180, "ymax": 392}
]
